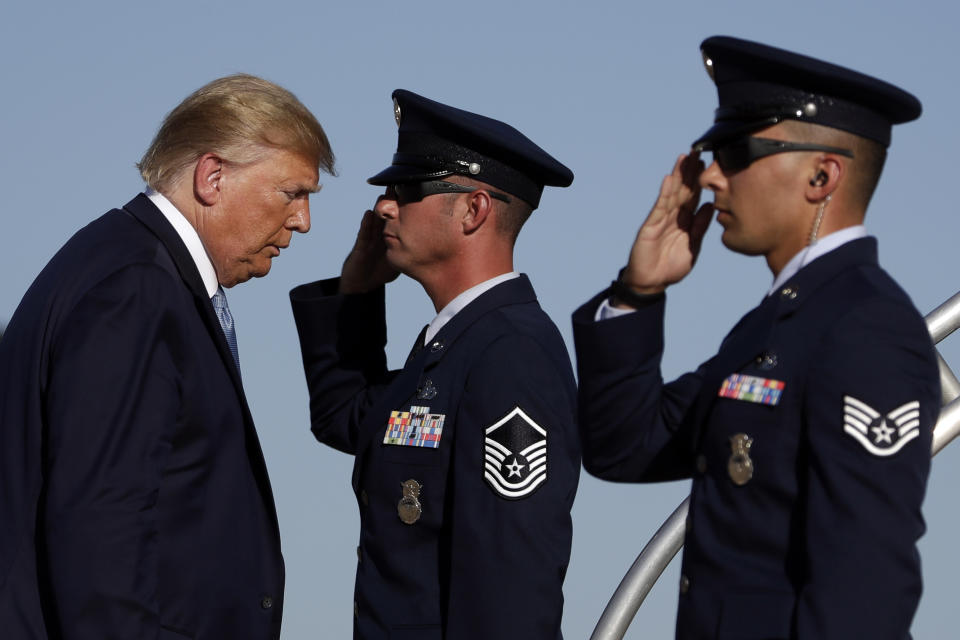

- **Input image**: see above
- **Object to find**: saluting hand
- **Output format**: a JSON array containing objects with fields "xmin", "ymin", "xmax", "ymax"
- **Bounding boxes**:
[
  {"xmin": 619, "ymin": 153, "xmax": 713, "ymax": 296},
  {"xmin": 339, "ymin": 205, "xmax": 400, "ymax": 294}
]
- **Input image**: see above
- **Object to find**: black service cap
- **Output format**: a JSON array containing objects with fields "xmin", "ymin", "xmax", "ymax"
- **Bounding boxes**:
[
  {"xmin": 693, "ymin": 36, "xmax": 922, "ymax": 150},
  {"xmin": 368, "ymin": 90, "xmax": 573, "ymax": 209}
]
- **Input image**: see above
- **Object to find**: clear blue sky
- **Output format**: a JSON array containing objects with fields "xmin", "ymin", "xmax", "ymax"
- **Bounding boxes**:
[{"xmin": 3, "ymin": 1, "xmax": 958, "ymax": 637}]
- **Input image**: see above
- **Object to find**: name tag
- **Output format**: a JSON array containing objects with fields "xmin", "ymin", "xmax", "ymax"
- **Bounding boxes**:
[
  {"xmin": 718, "ymin": 373, "xmax": 785, "ymax": 406},
  {"xmin": 384, "ymin": 405, "xmax": 446, "ymax": 448}
]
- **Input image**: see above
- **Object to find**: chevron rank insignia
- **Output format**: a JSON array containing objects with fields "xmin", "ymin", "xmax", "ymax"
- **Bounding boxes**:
[
  {"xmin": 484, "ymin": 406, "xmax": 547, "ymax": 500},
  {"xmin": 384, "ymin": 405, "xmax": 445, "ymax": 448},
  {"xmin": 843, "ymin": 396, "xmax": 920, "ymax": 456}
]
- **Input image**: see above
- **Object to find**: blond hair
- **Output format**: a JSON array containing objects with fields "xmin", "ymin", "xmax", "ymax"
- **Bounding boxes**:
[{"xmin": 138, "ymin": 74, "xmax": 335, "ymax": 191}]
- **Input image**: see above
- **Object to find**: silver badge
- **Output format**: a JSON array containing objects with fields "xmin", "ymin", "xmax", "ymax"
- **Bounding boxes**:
[
  {"xmin": 393, "ymin": 97, "xmax": 402, "ymax": 127},
  {"xmin": 397, "ymin": 479, "xmax": 422, "ymax": 524},
  {"xmin": 728, "ymin": 433, "xmax": 754, "ymax": 486}
]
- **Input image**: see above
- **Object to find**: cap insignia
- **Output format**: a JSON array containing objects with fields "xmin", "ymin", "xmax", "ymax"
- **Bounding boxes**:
[{"xmin": 701, "ymin": 50, "xmax": 716, "ymax": 82}]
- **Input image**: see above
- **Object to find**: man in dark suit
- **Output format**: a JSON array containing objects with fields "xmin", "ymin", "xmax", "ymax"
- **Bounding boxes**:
[
  {"xmin": 290, "ymin": 90, "xmax": 580, "ymax": 639},
  {"xmin": 0, "ymin": 74, "xmax": 334, "ymax": 639},
  {"xmin": 573, "ymin": 37, "xmax": 940, "ymax": 639}
]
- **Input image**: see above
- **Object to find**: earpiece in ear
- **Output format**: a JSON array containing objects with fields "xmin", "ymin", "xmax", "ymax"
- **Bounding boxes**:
[{"xmin": 809, "ymin": 171, "xmax": 828, "ymax": 187}]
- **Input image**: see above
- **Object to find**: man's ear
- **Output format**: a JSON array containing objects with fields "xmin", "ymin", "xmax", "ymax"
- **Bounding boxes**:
[
  {"xmin": 194, "ymin": 153, "xmax": 223, "ymax": 206},
  {"xmin": 804, "ymin": 155, "xmax": 843, "ymax": 203},
  {"xmin": 462, "ymin": 189, "xmax": 494, "ymax": 234}
]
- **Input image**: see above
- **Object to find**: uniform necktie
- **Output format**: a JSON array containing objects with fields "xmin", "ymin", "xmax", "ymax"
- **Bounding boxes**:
[
  {"xmin": 211, "ymin": 286, "xmax": 240, "ymax": 371},
  {"xmin": 406, "ymin": 324, "xmax": 429, "ymax": 364}
]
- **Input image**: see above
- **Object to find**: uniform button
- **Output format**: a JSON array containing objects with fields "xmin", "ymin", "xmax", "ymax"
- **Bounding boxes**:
[
  {"xmin": 757, "ymin": 353, "xmax": 778, "ymax": 370},
  {"xmin": 780, "ymin": 285, "xmax": 798, "ymax": 300},
  {"xmin": 417, "ymin": 379, "xmax": 438, "ymax": 400},
  {"xmin": 360, "ymin": 489, "xmax": 368, "ymax": 506},
  {"xmin": 430, "ymin": 340, "xmax": 444, "ymax": 353},
  {"xmin": 261, "ymin": 595, "xmax": 273, "ymax": 609},
  {"xmin": 354, "ymin": 601, "xmax": 359, "ymax": 618},
  {"xmin": 695, "ymin": 455, "xmax": 707, "ymax": 473},
  {"xmin": 679, "ymin": 574, "xmax": 690, "ymax": 594}
]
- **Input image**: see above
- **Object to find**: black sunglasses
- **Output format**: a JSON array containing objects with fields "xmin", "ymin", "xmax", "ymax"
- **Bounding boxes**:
[
  {"xmin": 712, "ymin": 137, "xmax": 854, "ymax": 173},
  {"xmin": 389, "ymin": 180, "xmax": 512, "ymax": 206}
]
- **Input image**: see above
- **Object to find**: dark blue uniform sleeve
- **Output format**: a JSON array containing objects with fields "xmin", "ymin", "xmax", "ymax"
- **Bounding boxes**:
[
  {"xmin": 794, "ymin": 298, "xmax": 937, "ymax": 639},
  {"xmin": 290, "ymin": 278, "xmax": 393, "ymax": 454},
  {"xmin": 572, "ymin": 290, "xmax": 704, "ymax": 482},
  {"xmin": 41, "ymin": 265, "xmax": 181, "ymax": 639},
  {"xmin": 444, "ymin": 332, "xmax": 579, "ymax": 639}
]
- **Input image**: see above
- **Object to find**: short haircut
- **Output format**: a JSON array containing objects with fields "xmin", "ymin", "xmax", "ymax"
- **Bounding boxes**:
[
  {"xmin": 138, "ymin": 74, "xmax": 335, "ymax": 191},
  {"xmin": 780, "ymin": 120, "xmax": 887, "ymax": 211},
  {"xmin": 447, "ymin": 176, "xmax": 533, "ymax": 243},
  {"xmin": 494, "ymin": 197, "xmax": 534, "ymax": 243}
]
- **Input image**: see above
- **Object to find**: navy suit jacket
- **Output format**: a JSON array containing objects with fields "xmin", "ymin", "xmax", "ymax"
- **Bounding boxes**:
[
  {"xmin": 0, "ymin": 194, "xmax": 284, "ymax": 639},
  {"xmin": 573, "ymin": 238, "xmax": 939, "ymax": 640},
  {"xmin": 291, "ymin": 275, "xmax": 580, "ymax": 639}
]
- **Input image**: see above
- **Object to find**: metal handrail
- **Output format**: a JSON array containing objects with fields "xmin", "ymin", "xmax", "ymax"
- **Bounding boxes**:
[{"xmin": 590, "ymin": 290, "xmax": 960, "ymax": 640}]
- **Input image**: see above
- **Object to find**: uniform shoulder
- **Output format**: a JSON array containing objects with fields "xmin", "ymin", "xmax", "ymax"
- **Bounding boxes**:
[
  {"xmin": 466, "ymin": 304, "xmax": 575, "ymax": 388},
  {"xmin": 811, "ymin": 264, "xmax": 935, "ymax": 370},
  {"xmin": 489, "ymin": 302, "xmax": 568, "ymax": 354},
  {"xmin": 829, "ymin": 263, "xmax": 927, "ymax": 330}
]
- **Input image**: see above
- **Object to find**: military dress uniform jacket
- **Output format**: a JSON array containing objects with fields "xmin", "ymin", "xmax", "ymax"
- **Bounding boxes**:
[
  {"xmin": 290, "ymin": 274, "xmax": 580, "ymax": 640},
  {"xmin": 0, "ymin": 194, "xmax": 284, "ymax": 640},
  {"xmin": 572, "ymin": 238, "xmax": 939, "ymax": 640}
]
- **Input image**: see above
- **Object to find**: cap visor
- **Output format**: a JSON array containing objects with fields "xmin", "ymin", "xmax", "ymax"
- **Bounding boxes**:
[
  {"xmin": 691, "ymin": 117, "xmax": 781, "ymax": 151},
  {"xmin": 367, "ymin": 164, "xmax": 453, "ymax": 186}
]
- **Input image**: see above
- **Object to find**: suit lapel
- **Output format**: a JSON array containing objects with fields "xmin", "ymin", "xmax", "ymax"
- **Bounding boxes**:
[
  {"xmin": 122, "ymin": 194, "xmax": 248, "ymax": 403},
  {"xmin": 122, "ymin": 193, "xmax": 280, "ymax": 526}
]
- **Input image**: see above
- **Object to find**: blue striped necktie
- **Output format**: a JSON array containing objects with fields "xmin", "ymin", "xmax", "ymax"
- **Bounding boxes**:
[{"xmin": 211, "ymin": 286, "xmax": 240, "ymax": 371}]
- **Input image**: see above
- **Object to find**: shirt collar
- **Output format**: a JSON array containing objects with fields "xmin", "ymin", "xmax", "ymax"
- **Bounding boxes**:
[
  {"xmin": 146, "ymin": 188, "xmax": 220, "ymax": 298},
  {"xmin": 423, "ymin": 272, "xmax": 520, "ymax": 345},
  {"xmin": 768, "ymin": 225, "xmax": 868, "ymax": 296}
]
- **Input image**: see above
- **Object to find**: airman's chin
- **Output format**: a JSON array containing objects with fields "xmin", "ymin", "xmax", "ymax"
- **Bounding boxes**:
[
  {"xmin": 720, "ymin": 233, "xmax": 763, "ymax": 257},
  {"xmin": 384, "ymin": 252, "xmax": 404, "ymax": 272}
]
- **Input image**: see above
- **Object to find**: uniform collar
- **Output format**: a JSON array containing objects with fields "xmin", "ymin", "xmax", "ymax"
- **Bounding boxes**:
[
  {"xmin": 768, "ymin": 236, "xmax": 878, "ymax": 316},
  {"xmin": 414, "ymin": 274, "xmax": 537, "ymax": 365},
  {"xmin": 768, "ymin": 225, "xmax": 868, "ymax": 296},
  {"xmin": 423, "ymin": 272, "xmax": 519, "ymax": 345}
]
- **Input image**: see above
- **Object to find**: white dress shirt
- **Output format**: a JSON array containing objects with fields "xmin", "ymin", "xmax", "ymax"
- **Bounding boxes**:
[{"xmin": 145, "ymin": 188, "xmax": 219, "ymax": 298}]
